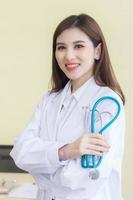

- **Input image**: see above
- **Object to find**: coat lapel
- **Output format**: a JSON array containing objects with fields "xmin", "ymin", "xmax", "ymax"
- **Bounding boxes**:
[{"xmin": 46, "ymin": 81, "xmax": 71, "ymax": 141}]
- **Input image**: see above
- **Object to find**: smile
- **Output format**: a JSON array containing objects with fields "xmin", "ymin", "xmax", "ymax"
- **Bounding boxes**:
[{"xmin": 65, "ymin": 63, "xmax": 80, "ymax": 72}]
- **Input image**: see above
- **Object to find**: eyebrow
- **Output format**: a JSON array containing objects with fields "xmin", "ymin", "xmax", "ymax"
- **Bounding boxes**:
[{"xmin": 56, "ymin": 40, "xmax": 86, "ymax": 46}]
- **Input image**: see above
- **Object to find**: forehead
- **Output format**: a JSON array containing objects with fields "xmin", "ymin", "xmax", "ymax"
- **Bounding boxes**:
[{"xmin": 56, "ymin": 27, "xmax": 91, "ymax": 43}]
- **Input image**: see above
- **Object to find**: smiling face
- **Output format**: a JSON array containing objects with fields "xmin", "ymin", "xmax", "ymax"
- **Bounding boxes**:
[{"xmin": 55, "ymin": 27, "xmax": 101, "ymax": 91}]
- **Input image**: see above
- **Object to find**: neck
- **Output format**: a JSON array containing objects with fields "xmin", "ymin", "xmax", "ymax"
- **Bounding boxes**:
[{"xmin": 71, "ymin": 73, "xmax": 93, "ymax": 93}]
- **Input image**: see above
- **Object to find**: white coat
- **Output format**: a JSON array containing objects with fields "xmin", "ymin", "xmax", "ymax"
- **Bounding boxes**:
[{"xmin": 10, "ymin": 77, "xmax": 125, "ymax": 200}]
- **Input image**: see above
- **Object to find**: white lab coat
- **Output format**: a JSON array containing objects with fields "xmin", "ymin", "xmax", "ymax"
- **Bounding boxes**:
[{"xmin": 10, "ymin": 77, "xmax": 125, "ymax": 200}]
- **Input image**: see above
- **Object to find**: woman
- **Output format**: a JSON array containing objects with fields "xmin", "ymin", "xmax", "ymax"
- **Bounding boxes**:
[{"xmin": 10, "ymin": 14, "xmax": 125, "ymax": 200}]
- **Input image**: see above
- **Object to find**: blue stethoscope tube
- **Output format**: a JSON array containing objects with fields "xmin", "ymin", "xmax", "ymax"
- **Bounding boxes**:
[{"xmin": 81, "ymin": 96, "xmax": 121, "ymax": 168}]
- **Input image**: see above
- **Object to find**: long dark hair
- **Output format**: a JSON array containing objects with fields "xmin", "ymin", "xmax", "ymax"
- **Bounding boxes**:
[{"xmin": 50, "ymin": 14, "xmax": 125, "ymax": 104}]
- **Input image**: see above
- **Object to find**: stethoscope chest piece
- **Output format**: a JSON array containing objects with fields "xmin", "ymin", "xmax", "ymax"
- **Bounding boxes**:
[{"xmin": 88, "ymin": 169, "xmax": 100, "ymax": 180}]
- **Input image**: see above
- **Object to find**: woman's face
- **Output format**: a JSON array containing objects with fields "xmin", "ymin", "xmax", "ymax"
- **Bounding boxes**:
[{"xmin": 55, "ymin": 27, "xmax": 101, "ymax": 87}]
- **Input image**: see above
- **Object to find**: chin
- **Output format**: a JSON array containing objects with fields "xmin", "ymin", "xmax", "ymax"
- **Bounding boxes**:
[{"xmin": 66, "ymin": 74, "xmax": 81, "ymax": 80}]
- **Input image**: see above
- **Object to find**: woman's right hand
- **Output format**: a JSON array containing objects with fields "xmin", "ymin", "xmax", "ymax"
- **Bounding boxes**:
[{"xmin": 58, "ymin": 133, "xmax": 110, "ymax": 161}]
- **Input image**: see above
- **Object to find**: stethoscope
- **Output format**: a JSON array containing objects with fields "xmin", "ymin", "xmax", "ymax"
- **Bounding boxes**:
[{"xmin": 81, "ymin": 96, "xmax": 121, "ymax": 180}]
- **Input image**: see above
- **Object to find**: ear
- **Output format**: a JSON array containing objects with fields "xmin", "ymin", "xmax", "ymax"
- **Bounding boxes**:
[{"xmin": 94, "ymin": 43, "xmax": 101, "ymax": 60}]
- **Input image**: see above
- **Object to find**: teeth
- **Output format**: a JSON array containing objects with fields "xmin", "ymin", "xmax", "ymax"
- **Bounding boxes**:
[{"xmin": 66, "ymin": 64, "xmax": 79, "ymax": 67}]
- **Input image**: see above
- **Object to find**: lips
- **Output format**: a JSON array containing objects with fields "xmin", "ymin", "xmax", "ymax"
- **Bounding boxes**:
[{"xmin": 65, "ymin": 63, "xmax": 80, "ymax": 72}]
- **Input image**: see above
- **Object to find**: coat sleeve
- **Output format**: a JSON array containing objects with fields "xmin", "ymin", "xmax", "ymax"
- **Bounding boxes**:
[
  {"xmin": 10, "ymin": 93, "xmax": 68, "ymax": 175},
  {"xmin": 51, "ymin": 94, "xmax": 125, "ymax": 196}
]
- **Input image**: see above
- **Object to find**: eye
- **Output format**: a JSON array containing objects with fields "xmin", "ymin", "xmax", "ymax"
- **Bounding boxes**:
[
  {"xmin": 75, "ymin": 44, "xmax": 84, "ymax": 49},
  {"xmin": 56, "ymin": 46, "xmax": 66, "ymax": 50}
]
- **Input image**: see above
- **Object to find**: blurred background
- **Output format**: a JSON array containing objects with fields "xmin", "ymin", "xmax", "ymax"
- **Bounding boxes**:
[{"xmin": 0, "ymin": 0, "xmax": 132, "ymax": 199}]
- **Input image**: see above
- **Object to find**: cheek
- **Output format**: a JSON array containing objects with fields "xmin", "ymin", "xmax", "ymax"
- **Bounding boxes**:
[
  {"xmin": 55, "ymin": 52, "xmax": 63, "ymax": 64},
  {"xmin": 55, "ymin": 54, "xmax": 65, "ymax": 71},
  {"xmin": 85, "ymin": 51, "xmax": 95, "ymax": 62}
]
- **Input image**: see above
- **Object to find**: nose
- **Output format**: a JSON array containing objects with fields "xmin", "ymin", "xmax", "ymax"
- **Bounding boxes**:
[{"xmin": 64, "ymin": 48, "xmax": 76, "ymax": 61}]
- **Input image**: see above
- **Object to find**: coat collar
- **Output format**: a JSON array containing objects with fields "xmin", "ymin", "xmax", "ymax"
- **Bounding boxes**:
[
  {"xmin": 74, "ymin": 77, "xmax": 101, "ymax": 110},
  {"xmin": 51, "ymin": 77, "xmax": 101, "ymax": 110},
  {"xmin": 72, "ymin": 77, "xmax": 96, "ymax": 102}
]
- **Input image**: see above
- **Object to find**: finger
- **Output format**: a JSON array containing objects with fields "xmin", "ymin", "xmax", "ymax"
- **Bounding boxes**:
[
  {"xmin": 87, "ymin": 144, "xmax": 109, "ymax": 152},
  {"xmin": 82, "ymin": 149, "xmax": 103, "ymax": 156},
  {"xmin": 89, "ymin": 133, "xmax": 108, "ymax": 140},
  {"xmin": 88, "ymin": 134, "xmax": 110, "ymax": 146},
  {"xmin": 90, "ymin": 138, "xmax": 110, "ymax": 148}
]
